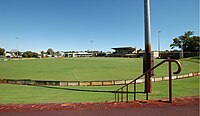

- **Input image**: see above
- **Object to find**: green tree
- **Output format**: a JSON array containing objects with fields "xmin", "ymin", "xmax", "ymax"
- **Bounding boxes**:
[
  {"xmin": 40, "ymin": 51, "xmax": 46, "ymax": 57},
  {"xmin": 0, "ymin": 48, "xmax": 5, "ymax": 57},
  {"xmin": 32, "ymin": 52, "xmax": 38, "ymax": 58},
  {"xmin": 170, "ymin": 31, "xmax": 200, "ymax": 52},
  {"xmin": 47, "ymin": 48, "xmax": 54, "ymax": 55},
  {"xmin": 13, "ymin": 51, "xmax": 22, "ymax": 57},
  {"xmin": 41, "ymin": 51, "xmax": 45, "ymax": 55},
  {"xmin": 22, "ymin": 51, "xmax": 38, "ymax": 58}
]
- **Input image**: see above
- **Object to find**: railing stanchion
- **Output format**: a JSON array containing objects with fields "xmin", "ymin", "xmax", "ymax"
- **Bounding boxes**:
[
  {"xmin": 146, "ymin": 92, "xmax": 148, "ymax": 100},
  {"xmin": 134, "ymin": 80, "xmax": 136, "ymax": 100},
  {"xmin": 121, "ymin": 88, "xmax": 123, "ymax": 102},
  {"xmin": 117, "ymin": 91, "xmax": 119, "ymax": 102},
  {"xmin": 169, "ymin": 61, "xmax": 172, "ymax": 103},
  {"xmin": 115, "ymin": 91, "xmax": 116, "ymax": 102},
  {"xmin": 126, "ymin": 85, "xmax": 128, "ymax": 102},
  {"xmin": 113, "ymin": 59, "xmax": 181, "ymax": 103}
]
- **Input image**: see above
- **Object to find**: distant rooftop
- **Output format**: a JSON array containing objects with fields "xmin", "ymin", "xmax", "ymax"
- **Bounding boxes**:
[{"xmin": 112, "ymin": 47, "xmax": 136, "ymax": 50}]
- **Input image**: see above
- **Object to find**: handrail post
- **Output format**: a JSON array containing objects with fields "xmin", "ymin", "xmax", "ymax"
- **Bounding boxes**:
[
  {"xmin": 126, "ymin": 85, "xmax": 128, "ymax": 102},
  {"xmin": 115, "ymin": 91, "xmax": 116, "ymax": 102},
  {"xmin": 134, "ymin": 80, "xmax": 136, "ymax": 100},
  {"xmin": 117, "ymin": 91, "xmax": 119, "ymax": 102},
  {"xmin": 113, "ymin": 59, "xmax": 181, "ymax": 103},
  {"xmin": 121, "ymin": 88, "xmax": 123, "ymax": 102},
  {"xmin": 169, "ymin": 61, "xmax": 172, "ymax": 103},
  {"xmin": 146, "ymin": 92, "xmax": 148, "ymax": 100},
  {"xmin": 145, "ymin": 74, "xmax": 149, "ymax": 100}
]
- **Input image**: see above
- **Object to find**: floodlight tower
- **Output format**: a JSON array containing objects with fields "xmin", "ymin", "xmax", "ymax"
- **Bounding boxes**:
[
  {"xmin": 180, "ymin": 40, "xmax": 183, "ymax": 59},
  {"xmin": 158, "ymin": 31, "xmax": 161, "ymax": 52},
  {"xmin": 16, "ymin": 37, "xmax": 19, "ymax": 58},
  {"xmin": 90, "ymin": 40, "xmax": 94, "ymax": 57},
  {"xmin": 143, "ymin": 0, "xmax": 152, "ymax": 93},
  {"xmin": 158, "ymin": 30, "xmax": 161, "ymax": 57}
]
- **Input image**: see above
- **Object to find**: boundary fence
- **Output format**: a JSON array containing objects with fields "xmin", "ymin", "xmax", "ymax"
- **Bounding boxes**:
[{"xmin": 0, "ymin": 72, "xmax": 199, "ymax": 86}]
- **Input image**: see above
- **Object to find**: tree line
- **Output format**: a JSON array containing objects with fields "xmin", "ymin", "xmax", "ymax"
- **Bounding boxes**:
[
  {"xmin": 170, "ymin": 31, "xmax": 199, "ymax": 52},
  {"xmin": 0, "ymin": 31, "xmax": 199, "ymax": 58},
  {"xmin": 0, "ymin": 48, "xmax": 57, "ymax": 58}
]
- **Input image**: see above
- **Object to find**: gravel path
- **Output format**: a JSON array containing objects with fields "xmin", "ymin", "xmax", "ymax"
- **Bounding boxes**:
[{"xmin": 0, "ymin": 96, "xmax": 199, "ymax": 116}]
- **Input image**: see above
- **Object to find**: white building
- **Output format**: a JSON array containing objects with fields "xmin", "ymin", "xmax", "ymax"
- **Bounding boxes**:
[
  {"xmin": 67, "ymin": 52, "xmax": 92, "ymax": 57},
  {"xmin": 5, "ymin": 52, "xmax": 15, "ymax": 58},
  {"xmin": 152, "ymin": 51, "xmax": 159, "ymax": 58}
]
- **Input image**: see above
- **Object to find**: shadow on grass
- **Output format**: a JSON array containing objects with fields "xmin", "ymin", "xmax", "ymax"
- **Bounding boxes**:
[
  {"xmin": 36, "ymin": 85, "xmax": 144, "ymax": 94},
  {"xmin": 191, "ymin": 56, "xmax": 199, "ymax": 60}
]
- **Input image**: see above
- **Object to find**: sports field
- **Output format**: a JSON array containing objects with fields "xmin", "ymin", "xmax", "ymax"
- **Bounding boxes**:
[
  {"xmin": 0, "ymin": 57, "xmax": 199, "ymax": 104},
  {"xmin": 0, "ymin": 57, "xmax": 199, "ymax": 81}
]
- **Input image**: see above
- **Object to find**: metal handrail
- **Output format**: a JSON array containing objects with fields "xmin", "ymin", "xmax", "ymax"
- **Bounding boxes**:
[{"xmin": 114, "ymin": 59, "xmax": 182, "ymax": 103}]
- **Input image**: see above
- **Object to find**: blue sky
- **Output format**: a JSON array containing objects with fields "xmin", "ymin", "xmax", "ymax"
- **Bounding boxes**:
[{"xmin": 0, "ymin": 0, "xmax": 199, "ymax": 52}]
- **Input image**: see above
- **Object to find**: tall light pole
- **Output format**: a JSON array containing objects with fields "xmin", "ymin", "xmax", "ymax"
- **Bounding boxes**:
[
  {"xmin": 143, "ymin": 0, "xmax": 152, "ymax": 93},
  {"xmin": 180, "ymin": 40, "xmax": 183, "ymax": 59},
  {"xmin": 158, "ymin": 30, "xmax": 161, "ymax": 56},
  {"xmin": 16, "ymin": 37, "xmax": 19, "ymax": 58},
  {"xmin": 90, "ymin": 40, "xmax": 94, "ymax": 57}
]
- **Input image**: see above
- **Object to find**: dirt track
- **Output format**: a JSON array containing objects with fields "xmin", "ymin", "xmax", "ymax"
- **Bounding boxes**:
[{"xmin": 0, "ymin": 96, "xmax": 199, "ymax": 116}]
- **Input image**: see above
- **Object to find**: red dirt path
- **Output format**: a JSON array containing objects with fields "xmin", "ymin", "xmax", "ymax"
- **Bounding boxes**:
[{"xmin": 0, "ymin": 96, "xmax": 199, "ymax": 113}]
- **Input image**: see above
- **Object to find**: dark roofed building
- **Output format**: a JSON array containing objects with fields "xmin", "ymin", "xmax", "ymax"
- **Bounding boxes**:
[{"xmin": 111, "ymin": 47, "xmax": 137, "ymax": 57}]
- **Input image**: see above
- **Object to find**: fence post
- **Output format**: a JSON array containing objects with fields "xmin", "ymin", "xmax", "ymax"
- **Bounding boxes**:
[
  {"xmin": 134, "ymin": 80, "xmax": 136, "ymax": 100},
  {"xmin": 146, "ymin": 92, "xmax": 148, "ymax": 100},
  {"xmin": 126, "ymin": 85, "xmax": 128, "ymax": 102},
  {"xmin": 117, "ymin": 91, "xmax": 119, "ymax": 102},
  {"xmin": 169, "ymin": 61, "xmax": 172, "ymax": 103},
  {"xmin": 115, "ymin": 92, "xmax": 116, "ymax": 102},
  {"xmin": 121, "ymin": 88, "xmax": 123, "ymax": 102}
]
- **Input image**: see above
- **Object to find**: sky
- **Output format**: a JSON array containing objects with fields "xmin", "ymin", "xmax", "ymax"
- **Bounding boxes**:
[{"xmin": 0, "ymin": 0, "xmax": 199, "ymax": 52}]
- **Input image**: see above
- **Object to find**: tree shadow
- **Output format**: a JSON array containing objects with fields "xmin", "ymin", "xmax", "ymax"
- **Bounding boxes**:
[{"xmin": 36, "ymin": 85, "xmax": 144, "ymax": 94}]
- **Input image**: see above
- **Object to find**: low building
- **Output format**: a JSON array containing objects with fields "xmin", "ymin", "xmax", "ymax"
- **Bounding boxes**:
[
  {"xmin": 67, "ymin": 52, "xmax": 92, "ymax": 58},
  {"xmin": 110, "ymin": 47, "xmax": 160, "ymax": 58},
  {"xmin": 5, "ymin": 52, "xmax": 15, "ymax": 58},
  {"xmin": 110, "ymin": 47, "xmax": 137, "ymax": 57},
  {"xmin": 152, "ymin": 51, "xmax": 159, "ymax": 58}
]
